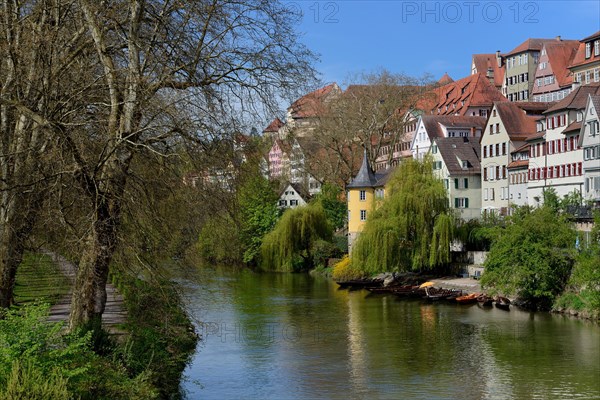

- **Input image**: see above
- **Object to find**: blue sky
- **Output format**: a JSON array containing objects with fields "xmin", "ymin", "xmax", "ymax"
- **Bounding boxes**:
[{"xmin": 290, "ymin": 0, "xmax": 600, "ymax": 87}]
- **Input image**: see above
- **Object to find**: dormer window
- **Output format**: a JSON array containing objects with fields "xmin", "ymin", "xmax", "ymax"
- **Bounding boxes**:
[
  {"xmin": 595, "ymin": 40, "xmax": 600, "ymax": 56},
  {"xmin": 462, "ymin": 161, "xmax": 469, "ymax": 169},
  {"xmin": 586, "ymin": 42, "xmax": 592, "ymax": 58},
  {"xmin": 577, "ymin": 111, "xmax": 583, "ymax": 122}
]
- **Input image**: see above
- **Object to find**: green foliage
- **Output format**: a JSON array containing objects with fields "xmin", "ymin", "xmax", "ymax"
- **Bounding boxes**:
[
  {"xmin": 114, "ymin": 276, "xmax": 198, "ymax": 398},
  {"xmin": 455, "ymin": 219, "xmax": 493, "ymax": 251},
  {"xmin": 351, "ymin": 157, "xmax": 454, "ymax": 275},
  {"xmin": 238, "ymin": 174, "xmax": 280, "ymax": 265},
  {"xmin": 480, "ymin": 206, "xmax": 576, "ymax": 308},
  {"xmin": 312, "ymin": 183, "xmax": 347, "ymax": 230},
  {"xmin": 2, "ymin": 359, "xmax": 70, "ymax": 400},
  {"xmin": 332, "ymin": 255, "xmax": 364, "ymax": 281},
  {"xmin": 0, "ymin": 303, "xmax": 158, "ymax": 400},
  {"xmin": 260, "ymin": 203, "xmax": 333, "ymax": 272},
  {"xmin": 196, "ymin": 213, "xmax": 242, "ymax": 264},
  {"xmin": 555, "ymin": 212, "xmax": 600, "ymax": 316}
]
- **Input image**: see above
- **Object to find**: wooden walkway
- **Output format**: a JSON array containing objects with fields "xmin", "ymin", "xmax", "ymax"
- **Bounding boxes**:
[{"xmin": 43, "ymin": 251, "xmax": 127, "ymax": 330}]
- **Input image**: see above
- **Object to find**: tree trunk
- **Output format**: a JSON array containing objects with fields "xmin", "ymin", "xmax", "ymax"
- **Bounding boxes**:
[{"xmin": 0, "ymin": 196, "xmax": 40, "ymax": 309}]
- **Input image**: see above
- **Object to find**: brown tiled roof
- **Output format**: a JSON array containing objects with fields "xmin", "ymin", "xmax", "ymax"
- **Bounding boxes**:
[
  {"xmin": 507, "ymin": 159, "xmax": 529, "ymax": 169},
  {"xmin": 434, "ymin": 137, "xmax": 481, "ymax": 176},
  {"xmin": 568, "ymin": 32, "xmax": 600, "ymax": 70},
  {"xmin": 563, "ymin": 121, "xmax": 582, "ymax": 134},
  {"xmin": 591, "ymin": 95, "xmax": 600, "ymax": 114},
  {"xmin": 496, "ymin": 102, "xmax": 549, "ymax": 141},
  {"xmin": 472, "ymin": 54, "xmax": 505, "ymax": 88},
  {"xmin": 263, "ymin": 118, "xmax": 284, "ymax": 133},
  {"xmin": 505, "ymin": 38, "xmax": 558, "ymax": 56},
  {"xmin": 541, "ymin": 41, "xmax": 580, "ymax": 87},
  {"xmin": 289, "ymin": 83, "xmax": 340, "ymax": 119},
  {"xmin": 581, "ymin": 31, "xmax": 600, "ymax": 42},
  {"xmin": 422, "ymin": 115, "xmax": 487, "ymax": 140},
  {"xmin": 438, "ymin": 73, "xmax": 454, "ymax": 85},
  {"xmin": 512, "ymin": 143, "xmax": 530, "ymax": 153},
  {"xmin": 545, "ymin": 82, "xmax": 600, "ymax": 113},
  {"xmin": 416, "ymin": 73, "xmax": 506, "ymax": 115}
]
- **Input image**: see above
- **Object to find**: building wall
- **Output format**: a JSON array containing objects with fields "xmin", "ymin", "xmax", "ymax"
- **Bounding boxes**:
[
  {"xmin": 508, "ymin": 168, "xmax": 529, "ymax": 207},
  {"xmin": 528, "ymin": 110, "xmax": 584, "ymax": 205},
  {"xmin": 278, "ymin": 186, "xmax": 308, "ymax": 209},
  {"xmin": 411, "ymin": 118, "xmax": 430, "ymax": 160},
  {"xmin": 480, "ymin": 108, "xmax": 513, "ymax": 214},
  {"xmin": 504, "ymin": 52, "xmax": 536, "ymax": 101},
  {"xmin": 347, "ymin": 187, "xmax": 376, "ymax": 251},
  {"xmin": 432, "ymin": 150, "xmax": 482, "ymax": 221},
  {"xmin": 581, "ymin": 101, "xmax": 600, "ymax": 202}
]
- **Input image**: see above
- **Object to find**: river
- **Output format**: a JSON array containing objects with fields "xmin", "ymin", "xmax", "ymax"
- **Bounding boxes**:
[{"xmin": 179, "ymin": 267, "xmax": 600, "ymax": 400}]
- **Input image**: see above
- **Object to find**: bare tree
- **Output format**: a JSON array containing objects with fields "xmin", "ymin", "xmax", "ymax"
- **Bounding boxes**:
[
  {"xmin": 61, "ymin": 0, "xmax": 317, "ymax": 329},
  {"xmin": 311, "ymin": 70, "xmax": 431, "ymax": 185},
  {"xmin": 0, "ymin": 0, "xmax": 90, "ymax": 308}
]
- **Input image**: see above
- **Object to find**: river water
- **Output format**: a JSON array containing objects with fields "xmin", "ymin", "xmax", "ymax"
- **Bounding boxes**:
[{"xmin": 179, "ymin": 267, "xmax": 600, "ymax": 400}]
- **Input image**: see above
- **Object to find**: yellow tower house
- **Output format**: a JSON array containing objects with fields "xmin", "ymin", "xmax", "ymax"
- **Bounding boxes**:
[{"xmin": 346, "ymin": 150, "xmax": 390, "ymax": 252}]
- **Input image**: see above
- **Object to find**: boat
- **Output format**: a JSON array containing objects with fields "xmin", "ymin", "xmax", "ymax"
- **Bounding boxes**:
[
  {"xmin": 423, "ymin": 287, "xmax": 460, "ymax": 301},
  {"xmin": 445, "ymin": 290, "xmax": 464, "ymax": 301},
  {"xmin": 455, "ymin": 293, "xmax": 479, "ymax": 304},
  {"xmin": 477, "ymin": 295, "xmax": 493, "ymax": 307},
  {"xmin": 366, "ymin": 284, "xmax": 412, "ymax": 294},
  {"xmin": 494, "ymin": 296, "xmax": 511, "ymax": 311},
  {"xmin": 335, "ymin": 279, "xmax": 382, "ymax": 290},
  {"xmin": 389, "ymin": 285, "xmax": 420, "ymax": 297}
]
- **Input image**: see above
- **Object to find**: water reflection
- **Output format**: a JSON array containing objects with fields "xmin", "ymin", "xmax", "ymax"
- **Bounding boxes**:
[{"xmin": 180, "ymin": 268, "xmax": 600, "ymax": 400}]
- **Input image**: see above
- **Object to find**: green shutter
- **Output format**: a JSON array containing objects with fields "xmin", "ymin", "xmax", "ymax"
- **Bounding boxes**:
[
  {"xmin": 454, "ymin": 198, "xmax": 459, "ymax": 208},
  {"xmin": 454, "ymin": 179, "xmax": 458, "ymax": 189},
  {"xmin": 465, "ymin": 198, "xmax": 469, "ymax": 208},
  {"xmin": 464, "ymin": 178, "xmax": 468, "ymax": 189}
]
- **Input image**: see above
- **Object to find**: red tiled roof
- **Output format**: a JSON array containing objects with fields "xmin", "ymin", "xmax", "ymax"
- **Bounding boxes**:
[
  {"xmin": 495, "ymin": 101, "xmax": 550, "ymax": 141},
  {"xmin": 422, "ymin": 115, "xmax": 487, "ymax": 139},
  {"xmin": 289, "ymin": 83, "xmax": 340, "ymax": 119},
  {"xmin": 415, "ymin": 73, "xmax": 506, "ymax": 115},
  {"xmin": 512, "ymin": 143, "xmax": 530, "ymax": 153},
  {"xmin": 562, "ymin": 121, "xmax": 582, "ymax": 134},
  {"xmin": 263, "ymin": 118, "xmax": 284, "ymax": 133},
  {"xmin": 437, "ymin": 73, "xmax": 454, "ymax": 85},
  {"xmin": 505, "ymin": 38, "xmax": 560, "ymax": 56},
  {"xmin": 472, "ymin": 54, "xmax": 505, "ymax": 88},
  {"xmin": 541, "ymin": 40, "xmax": 580, "ymax": 87},
  {"xmin": 545, "ymin": 82, "xmax": 600, "ymax": 113},
  {"xmin": 507, "ymin": 159, "xmax": 529, "ymax": 169},
  {"xmin": 568, "ymin": 32, "xmax": 600, "ymax": 70}
]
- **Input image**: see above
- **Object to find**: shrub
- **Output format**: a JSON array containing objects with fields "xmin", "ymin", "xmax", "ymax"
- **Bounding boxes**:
[{"xmin": 332, "ymin": 255, "xmax": 364, "ymax": 281}]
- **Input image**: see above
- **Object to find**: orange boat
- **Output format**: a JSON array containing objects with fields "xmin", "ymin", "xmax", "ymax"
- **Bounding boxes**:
[{"xmin": 455, "ymin": 293, "xmax": 479, "ymax": 304}]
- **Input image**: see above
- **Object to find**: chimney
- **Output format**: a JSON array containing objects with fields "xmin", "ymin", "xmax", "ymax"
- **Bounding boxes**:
[
  {"xmin": 556, "ymin": 35, "xmax": 561, "ymax": 41},
  {"xmin": 496, "ymin": 50, "xmax": 502, "ymax": 68}
]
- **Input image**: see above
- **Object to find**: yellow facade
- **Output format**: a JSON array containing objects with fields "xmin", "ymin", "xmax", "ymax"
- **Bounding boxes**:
[{"xmin": 347, "ymin": 187, "xmax": 375, "ymax": 235}]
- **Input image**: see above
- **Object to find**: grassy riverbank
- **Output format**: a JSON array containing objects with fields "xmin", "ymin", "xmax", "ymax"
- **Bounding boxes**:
[{"xmin": 2, "ymin": 253, "xmax": 198, "ymax": 399}]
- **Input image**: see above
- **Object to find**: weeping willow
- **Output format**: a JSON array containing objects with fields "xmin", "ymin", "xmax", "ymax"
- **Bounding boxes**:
[
  {"xmin": 351, "ymin": 157, "xmax": 455, "ymax": 275},
  {"xmin": 260, "ymin": 203, "xmax": 333, "ymax": 272}
]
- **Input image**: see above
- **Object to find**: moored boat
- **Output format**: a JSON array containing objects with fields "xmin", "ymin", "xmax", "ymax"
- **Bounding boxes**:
[
  {"xmin": 494, "ymin": 296, "xmax": 511, "ymax": 310},
  {"xmin": 477, "ymin": 295, "xmax": 493, "ymax": 307},
  {"xmin": 336, "ymin": 279, "xmax": 382, "ymax": 290},
  {"xmin": 455, "ymin": 293, "xmax": 479, "ymax": 304}
]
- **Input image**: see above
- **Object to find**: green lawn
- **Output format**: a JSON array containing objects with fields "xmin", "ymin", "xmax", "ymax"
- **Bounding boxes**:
[{"xmin": 13, "ymin": 252, "xmax": 71, "ymax": 305}]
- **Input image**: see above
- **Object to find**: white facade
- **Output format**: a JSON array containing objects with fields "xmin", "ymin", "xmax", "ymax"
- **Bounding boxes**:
[
  {"xmin": 480, "ymin": 106, "xmax": 512, "ymax": 215},
  {"xmin": 411, "ymin": 117, "xmax": 429, "ymax": 160},
  {"xmin": 580, "ymin": 95, "xmax": 600, "ymax": 203},
  {"xmin": 527, "ymin": 110, "xmax": 584, "ymax": 205},
  {"xmin": 431, "ymin": 145, "xmax": 482, "ymax": 221},
  {"xmin": 507, "ymin": 148, "xmax": 530, "ymax": 208},
  {"xmin": 278, "ymin": 184, "xmax": 308, "ymax": 209}
]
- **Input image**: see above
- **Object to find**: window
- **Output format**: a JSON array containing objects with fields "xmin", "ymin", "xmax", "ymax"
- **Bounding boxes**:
[
  {"xmin": 359, "ymin": 190, "xmax": 366, "ymax": 201},
  {"xmin": 289, "ymin": 200, "xmax": 298, "ymax": 206},
  {"xmin": 360, "ymin": 210, "xmax": 367, "ymax": 221},
  {"xmin": 432, "ymin": 144, "xmax": 438, "ymax": 154},
  {"xmin": 464, "ymin": 178, "xmax": 469, "ymax": 189},
  {"xmin": 495, "ymin": 143, "xmax": 500, "ymax": 156},
  {"xmin": 595, "ymin": 40, "xmax": 600, "ymax": 56},
  {"xmin": 586, "ymin": 42, "xmax": 592, "ymax": 58},
  {"xmin": 484, "ymin": 188, "xmax": 489, "ymax": 201},
  {"xmin": 495, "ymin": 123, "xmax": 500, "ymax": 133},
  {"xmin": 483, "ymin": 145, "xmax": 488, "ymax": 158},
  {"xmin": 595, "ymin": 68, "xmax": 600, "ymax": 82},
  {"xmin": 502, "ymin": 142, "xmax": 507, "ymax": 155},
  {"xmin": 454, "ymin": 179, "xmax": 459, "ymax": 189},
  {"xmin": 455, "ymin": 198, "xmax": 469, "ymax": 208},
  {"xmin": 490, "ymin": 188, "xmax": 495, "ymax": 200},
  {"xmin": 575, "ymin": 72, "xmax": 582, "ymax": 83},
  {"xmin": 586, "ymin": 71, "xmax": 591, "ymax": 84},
  {"xmin": 279, "ymin": 200, "xmax": 287, "ymax": 207},
  {"xmin": 444, "ymin": 179, "xmax": 449, "ymax": 189},
  {"xmin": 462, "ymin": 161, "xmax": 469, "ymax": 169}
]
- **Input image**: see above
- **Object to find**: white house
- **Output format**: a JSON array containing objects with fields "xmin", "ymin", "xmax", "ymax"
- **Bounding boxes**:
[
  {"xmin": 580, "ymin": 94, "xmax": 600, "ymax": 204},
  {"xmin": 278, "ymin": 182, "xmax": 310, "ymax": 209},
  {"xmin": 430, "ymin": 137, "xmax": 482, "ymax": 221},
  {"xmin": 481, "ymin": 101, "xmax": 549, "ymax": 215},
  {"xmin": 527, "ymin": 83, "xmax": 600, "ymax": 205},
  {"xmin": 411, "ymin": 115, "xmax": 486, "ymax": 160},
  {"xmin": 507, "ymin": 143, "xmax": 530, "ymax": 208}
]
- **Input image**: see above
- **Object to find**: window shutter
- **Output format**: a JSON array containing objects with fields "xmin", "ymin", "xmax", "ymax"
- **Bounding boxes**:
[
  {"xmin": 454, "ymin": 179, "xmax": 459, "ymax": 189},
  {"xmin": 454, "ymin": 198, "xmax": 459, "ymax": 208},
  {"xmin": 465, "ymin": 198, "xmax": 469, "ymax": 208},
  {"xmin": 464, "ymin": 178, "xmax": 468, "ymax": 189}
]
